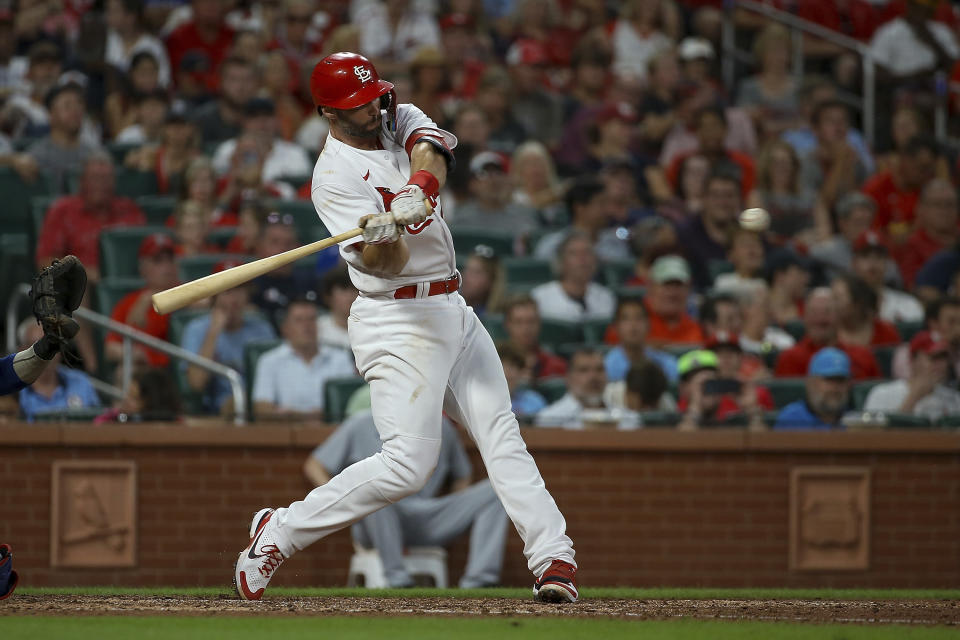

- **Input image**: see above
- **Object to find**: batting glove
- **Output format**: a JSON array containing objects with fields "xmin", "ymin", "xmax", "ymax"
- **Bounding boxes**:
[
  {"xmin": 359, "ymin": 213, "xmax": 401, "ymax": 245},
  {"xmin": 391, "ymin": 170, "xmax": 440, "ymax": 226}
]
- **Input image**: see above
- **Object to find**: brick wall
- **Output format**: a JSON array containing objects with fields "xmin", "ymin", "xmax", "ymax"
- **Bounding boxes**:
[{"xmin": 1, "ymin": 425, "xmax": 957, "ymax": 588}]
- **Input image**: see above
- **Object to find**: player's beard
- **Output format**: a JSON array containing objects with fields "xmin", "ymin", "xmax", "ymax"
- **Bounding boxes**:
[{"xmin": 339, "ymin": 112, "xmax": 382, "ymax": 139}]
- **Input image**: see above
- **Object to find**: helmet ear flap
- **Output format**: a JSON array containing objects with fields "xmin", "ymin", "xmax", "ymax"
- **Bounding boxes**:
[{"xmin": 380, "ymin": 89, "xmax": 398, "ymax": 132}]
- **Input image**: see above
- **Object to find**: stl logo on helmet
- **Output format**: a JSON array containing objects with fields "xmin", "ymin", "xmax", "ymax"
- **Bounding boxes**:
[{"xmin": 353, "ymin": 65, "xmax": 373, "ymax": 83}]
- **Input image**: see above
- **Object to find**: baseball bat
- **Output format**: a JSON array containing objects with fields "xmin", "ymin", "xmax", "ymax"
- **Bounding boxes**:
[{"xmin": 151, "ymin": 202, "xmax": 433, "ymax": 315}]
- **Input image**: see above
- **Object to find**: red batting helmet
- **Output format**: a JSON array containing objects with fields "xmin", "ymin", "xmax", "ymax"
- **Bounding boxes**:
[{"xmin": 310, "ymin": 52, "xmax": 394, "ymax": 110}]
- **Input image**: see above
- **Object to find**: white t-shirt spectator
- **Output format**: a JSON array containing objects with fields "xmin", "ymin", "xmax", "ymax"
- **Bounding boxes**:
[
  {"xmin": 252, "ymin": 342, "xmax": 356, "ymax": 413},
  {"xmin": 863, "ymin": 379, "xmax": 960, "ymax": 421},
  {"xmin": 869, "ymin": 18, "xmax": 960, "ymax": 76},
  {"xmin": 212, "ymin": 138, "xmax": 313, "ymax": 183},
  {"xmin": 879, "ymin": 288, "xmax": 925, "ymax": 324},
  {"xmin": 356, "ymin": 2, "xmax": 441, "ymax": 63},
  {"xmin": 530, "ymin": 281, "xmax": 616, "ymax": 323},
  {"xmin": 534, "ymin": 392, "xmax": 639, "ymax": 430},
  {"xmin": 610, "ymin": 19, "xmax": 672, "ymax": 82}
]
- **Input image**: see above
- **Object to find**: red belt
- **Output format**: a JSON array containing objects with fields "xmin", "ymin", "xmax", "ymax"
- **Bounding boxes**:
[{"xmin": 393, "ymin": 274, "xmax": 460, "ymax": 299}]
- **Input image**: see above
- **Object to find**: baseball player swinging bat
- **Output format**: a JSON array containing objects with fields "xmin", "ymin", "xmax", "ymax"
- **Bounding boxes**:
[{"xmin": 151, "ymin": 204, "xmax": 432, "ymax": 315}]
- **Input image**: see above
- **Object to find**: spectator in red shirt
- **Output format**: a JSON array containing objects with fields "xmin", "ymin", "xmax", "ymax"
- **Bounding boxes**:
[
  {"xmin": 644, "ymin": 255, "xmax": 705, "ymax": 347},
  {"xmin": 831, "ymin": 273, "xmax": 902, "ymax": 347},
  {"xmin": 862, "ymin": 136, "xmax": 939, "ymax": 241},
  {"xmin": 502, "ymin": 295, "xmax": 568, "ymax": 381},
  {"xmin": 35, "ymin": 152, "xmax": 147, "ymax": 283},
  {"xmin": 896, "ymin": 179, "xmax": 959, "ymax": 289},
  {"xmin": 105, "ymin": 233, "xmax": 180, "ymax": 368},
  {"xmin": 774, "ymin": 287, "xmax": 882, "ymax": 379},
  {"xmin": 666, "ymin": 106, "xmax": 755, "ymax": 200},
  {"xmin": 165, "ymin": 0, "xmax": 235, "ymax": 93}
]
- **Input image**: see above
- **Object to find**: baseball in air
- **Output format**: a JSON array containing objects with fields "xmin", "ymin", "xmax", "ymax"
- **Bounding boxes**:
[{"xmin": 739, "ymin": 208, "xmax": 770, "ymax": 232}]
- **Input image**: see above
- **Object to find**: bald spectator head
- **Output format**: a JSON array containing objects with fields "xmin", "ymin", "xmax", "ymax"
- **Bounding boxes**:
[
  {"xmin": 916, "ymin": 179, "xmax": 958, "ymax": 239},
  {"xmin": 803, "ymin": 287, "xmax": 839, "ymax": 345}
]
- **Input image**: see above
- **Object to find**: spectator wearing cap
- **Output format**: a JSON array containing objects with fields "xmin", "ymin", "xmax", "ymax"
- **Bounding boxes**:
[
  {"xmin": 450, "ymin": 151, "xmax": 538, "ymax": 235},
  {"xmin": 851, "ymin": 231, "xmax": 924, "ymax": 323},
  {"xmin": 869, "ymin": 0, "xmax": 959, "ymax": 82},
  {"xmin": 708, "ymin": 329, "xmax": 774, "ymax": 405},
  {"xmin": 355, "ymin": 0, "xmax": 440, "ymax": 73},
  {"xmin": 505, "ymin": 38, "xmax": 564, "ymax": 147},
  {"xmin": 676, "ymin": 349, "xmax": 766, "ymax": 431},
  {"xmin": 535, "ymin": 348, "xmax": 635, "ymax": 430},
  {"xmin": 181, "ymin": 260, "xmax": 277, "ymax": 415},
  {"xmin": 809, "ymin": 192, "xmax": 901, "ymax": 285},
  {"xmin": 798, "ymin": 100, "xmax": 869, "ymax": 211},
  {"xmin": 864, "ymin": 333, "xmax": 960, "ymax": 421},
  {"xmin": 895, "ymin": 179, "xmax": 959, "ymax": 289},
  {"xmin": 502, "ymin": 295, "xmax": 567, "ymax": 381},
  {"xmin": 165, "ymin": 0, "xmax": 236, "ymax": 93},
  {"xmin": 252, "ymin": 297, "xmax": 355, "ymax": 421},
  {"xmin": 766, "ymin": 249, "xmax": 810, "ymax": 326},
  {"xmin": 14, "ymin": 83, "xmax": 103, "ymax": 194},
  {"xmin": 666, "ymin": 107, "xmax": 756, "ymax": 201},
  {"xmin": 497, "ymin": 342, "xmax": 548, "ymax": 422},
  {"xmin": 534, "ymin": 177, "xmax": 631, "ymax": 265},
  {"xmin": 714, "ymin": 227, "xmax": 766, "ymax": 299},
  {"xmin": 644, "ymin": 255, "xmax": 704, "ymax": 346},
  {"xmin": 892, "ymin": 300, "xmax": 960, "ymax": 381},
  {"xmin": 531, "ymin": 232, "xmax": 616, "ymax": 323},
  {"xmin": 831, "ymin": 274, "xmax": 902, "ymax": 347},
  {"xmin": 610, "ymin": 0, "xmax": 673, "ymax": 83},
  {"xmin": 105, "ymin": 234, "xmax": 180, "ymax": 368},
  {"xmin": 249, "ymin": 214, "xmax": 318, "ymax": 328},
  {"xmin": 191, "ymin": 57, "xmax": 258, "ymax": 145},
  {"xmin": 774, "ymin": 288, "xmax": 881, "ymax": 380},
  {"xmin": 35, "ymin": 153, "xmax": 146, "ymax": 283},
  {"xmin": 212, "ymin": 97, "xmax": 311, "ymax": 184},
  {"xmin": 678, "ymin": 170, "xmax": 741, "ymax": 290},
  {"xmin": 774, "ymin": 347, "xmax": 852, "ymax": 430},
  {"xmin": 862, "ymin": 136, "xmax": 939, "ymax": 241},
  {"xmin": 105, "ymin": 0, "xmax": 172, "ymax": 88},
  {"xmin": 605, "ymin": 297, "xmax": 678, "ymax": 384}
]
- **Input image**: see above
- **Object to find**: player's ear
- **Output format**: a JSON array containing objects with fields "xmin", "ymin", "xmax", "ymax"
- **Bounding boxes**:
[{"xmin": 319, "ymin": 106, "xmax": 335, "ymax": 120}]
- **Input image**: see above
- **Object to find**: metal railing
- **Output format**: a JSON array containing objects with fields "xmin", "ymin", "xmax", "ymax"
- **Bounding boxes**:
[
  {"xmin": 5, "ymin": 283, "xmax": 247, "ymax": 425},
  {"xmin": 723, "ymin": 0, "xmax": 877, "ymax": 146}
]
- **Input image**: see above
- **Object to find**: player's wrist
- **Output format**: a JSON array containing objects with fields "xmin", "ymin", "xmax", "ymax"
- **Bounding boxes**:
[{"xmin": 407, "ymin": 170, "xmax": 439, "ymax": 198}]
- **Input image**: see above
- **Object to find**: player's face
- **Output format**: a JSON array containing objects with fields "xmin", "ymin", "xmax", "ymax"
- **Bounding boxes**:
[{"xmin": 334, "ymin": 100, "xmax": 382, "ymax": 139}]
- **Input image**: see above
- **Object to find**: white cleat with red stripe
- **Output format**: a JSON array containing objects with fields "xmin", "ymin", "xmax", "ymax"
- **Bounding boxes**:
[
  {"xmin": 532, "ymin": 559, "xmax": 579, "ymax": 603},
  {"xmin": 234, "ymin": 508, "xmax": 285, "ymax": 601}
]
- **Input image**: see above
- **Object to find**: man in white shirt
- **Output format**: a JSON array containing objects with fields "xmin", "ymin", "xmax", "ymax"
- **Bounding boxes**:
[
  {"xmin": 253, "ymin": 297, "xmax": 356, "ymax": 420},
  {"xmin": 864, "ymin": 332, "xmax": 960, "ymax": 421},
  {"xmin": 851, "ymin": 231, "xmax": 924, "ymax": 323},
  {"xmin": 531, "ymin": 232, "xmax": 616, "ymax": 323},
  {"xmin": 870, "ymin": 0, "xmax": 959, "ymax": 80},
  {"xmin": 536, "ymin": 348, "xmax": 635, "ymax": 430},
  {"xmin": 316, "ymin": 265, "xmax": 356, "ymax": 351},
  {"xmin": 212, "ymin": 97, "xmax": 313, "ymax": 183}
]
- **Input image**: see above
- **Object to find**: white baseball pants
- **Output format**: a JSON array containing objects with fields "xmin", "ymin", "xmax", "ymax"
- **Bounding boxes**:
[{"xmin": 271, "ymin": 292, "xmax": 575, "ymax": 577}]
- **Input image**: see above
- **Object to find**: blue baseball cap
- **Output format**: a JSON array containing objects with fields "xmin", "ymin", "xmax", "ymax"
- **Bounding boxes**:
[{"xmin": 808, "ymin": 347, "xmax": 851, "ymax": 378}]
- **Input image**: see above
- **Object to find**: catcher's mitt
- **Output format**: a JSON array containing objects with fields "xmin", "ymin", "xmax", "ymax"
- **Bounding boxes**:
[
  {"xmin": 0, "ymin": 543, "xmax": 18, "ymax": 600},
  {"xmin": 29, "ymin": 255, "xmax": 87, "ymax": 361}
]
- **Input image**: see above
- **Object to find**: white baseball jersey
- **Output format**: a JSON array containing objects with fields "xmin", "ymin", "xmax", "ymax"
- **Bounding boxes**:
[{"xmin": 310, "ymin": 104, "xmax": 458, "ymax": 296}]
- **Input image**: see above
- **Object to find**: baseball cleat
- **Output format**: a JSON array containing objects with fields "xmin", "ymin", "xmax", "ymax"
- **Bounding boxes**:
[
  {"xmin": 532, "ymin": 559, "xmax": 578, "ymax": 603},
  {"xmin": 234, "ymin": 508, "xmax": 285, "ymax": 601}
]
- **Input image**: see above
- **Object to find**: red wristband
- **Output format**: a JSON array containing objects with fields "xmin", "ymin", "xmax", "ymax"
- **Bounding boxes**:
[{"xmin": 407, "ymin": 170, "xmax": 440, "ymax": 198}]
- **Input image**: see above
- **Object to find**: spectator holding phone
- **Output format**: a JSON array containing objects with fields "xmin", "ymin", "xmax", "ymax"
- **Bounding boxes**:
[{"xmin": 676, "ymin": 350, "xmax": 765, "ymax": 431}]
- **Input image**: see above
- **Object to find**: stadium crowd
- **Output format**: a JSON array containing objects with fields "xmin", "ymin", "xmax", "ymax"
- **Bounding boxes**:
[{"xmin": 2, "ymin": 0, "xmax": 960, "ymax": 431}]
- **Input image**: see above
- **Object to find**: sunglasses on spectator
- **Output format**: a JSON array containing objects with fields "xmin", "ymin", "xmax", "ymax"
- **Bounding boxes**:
[{"xmin": 267, "ymin": 212, "xmax": 295, "ymax": 226}]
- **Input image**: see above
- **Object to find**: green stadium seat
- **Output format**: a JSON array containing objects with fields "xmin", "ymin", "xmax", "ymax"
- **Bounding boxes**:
[
  {"xmin": 114, "ymin": 168, "xmax": 158, "ymax": 198},
  {"xmin": 0, "ymin": 169, "xmax": 51, "ymax": 250},
  {"xmin": 883, "ymin": 413, "xmax": 932, "ymax": 429},
  {"xmin": 95, "ymin": 277, "xmax": 145, "ymax": 315},
  {"xmin": 481, "ymin": 314, "xmax": 506, "ymax": 341},
  {"xmin": 99, "ymin": 226, "xmax": 172, "ymax": 278},
  {"xmin": 602, "ymin": 259, "xmax": 635, "ymax": 289},
  {"xmin": 936, "ymin": 415, "xmax": 960, "ymax": 429},
  {"xmin": 873, "ymin": 346, "xmax": 895, "ymax": 378},
  {"xmin": 244, "ymin": 339, "xmax": 282, "ymax": 418},
  {"xmin": 852, "ymin": 380, "xmax": 884, "ymax": 410},
  {"xmin": 324, "ymin": 376, "xmax": 367, "ymax": 422},
  {"xmin": 205, "ymin": 227, "xmax": 238, "ymax": 249},
  {"xmin": 638, "ymin": 411, "xmax": 681, "ymax": 427},
  {"xmin": 708, "ymin": 259, "xmax": 734, "ymax": 281},
  {"xmin": 764, "ymin": 378, "xmax": 807, "ymax": 409},
  {"xmin": 539, "ymin": 319, "xmax": 585, "ymax": 350},
  {"xmin": 895, "ymin": 320, "xmax": 924, "ymax": 342},
  {"xmin": 177, "ymin": 253, "xmax": 249, "ymax": 282},
  {"xmin": 612, "ymin": 284, "xmax": 646, "ymax": 300},
  {"xmin": 167, "ymin": 308, "xmax": 208, "ymax": 348},
  {"xmin": 451, "ymin": 227, "xmax": 516, "ymax": 256},
  {"xmin": 503, "ymin": 257, "xmax": 552, "ymax": 288},
  {"xmin": 107, "ymin": 142, "xmax": 140, "ymax": 165},
  {"xmin": 265, "ymin": 199, "xmax": 327, "ymax": 242},
  {"xmin": 535, "ymin": 378, "xmax": 566, "ymax": 404},
  {"xmin": 32, "ymin": 407, "xmax": 104, "ymax": 422},
  {"xmin": 583, "ymin": 318, "xmax": 612, "ymax": 345},
  {"xmin": 136, "ymin": 195, "xmax": 178, "ymax": 225}
]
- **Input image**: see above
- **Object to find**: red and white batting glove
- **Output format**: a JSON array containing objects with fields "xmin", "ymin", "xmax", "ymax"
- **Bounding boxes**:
[
  {"xmin": 391, "ymin": 170, "xmax": 439, "ymax": 226},
  {"xmin": 359, "ymin": 213, "xmax": 401, "ymax": 245}
]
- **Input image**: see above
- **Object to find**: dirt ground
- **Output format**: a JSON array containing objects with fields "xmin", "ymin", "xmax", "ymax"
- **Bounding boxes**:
[{"xmin": 2, "ymin": 595, "xmax": 959, "ymax": 625}]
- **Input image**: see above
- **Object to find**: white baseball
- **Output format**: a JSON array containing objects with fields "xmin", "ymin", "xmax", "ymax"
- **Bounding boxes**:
[{"xmin": 739, "ymin": 208, "xmax": 770, "ymax": 231}]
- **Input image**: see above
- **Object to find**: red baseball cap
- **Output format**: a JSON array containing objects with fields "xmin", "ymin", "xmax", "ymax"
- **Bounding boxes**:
[
  {"xmin": 853, "ymin": 230, "xmax": 888, "ymax": 254},
  {"xmin": 909, "ymin": 331, "xmax": 949, "ymax": 357},
  {"xmin": 138, "ymin": 233, "xmax": 176, "ymax": 259},
  {"xmin": 705, "ymin": 330, "xmax": 741, "ymax": 351},
  {"xmin": 506, "ymin": 38, "xmax": 549, "ymax": 67}
]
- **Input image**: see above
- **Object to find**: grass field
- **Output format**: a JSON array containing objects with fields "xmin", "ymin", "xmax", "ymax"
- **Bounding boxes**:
[{"xmin": 4, "ymin": 587, "xmax": 959, "ymax": 639}]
